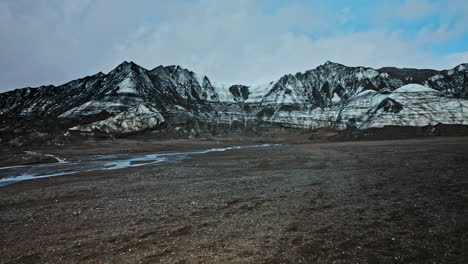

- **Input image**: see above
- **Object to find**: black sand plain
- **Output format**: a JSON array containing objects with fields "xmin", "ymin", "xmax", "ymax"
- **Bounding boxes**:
[{"xmin": 1, "ymin": 134, "xmax": 468, "ymax": 263}]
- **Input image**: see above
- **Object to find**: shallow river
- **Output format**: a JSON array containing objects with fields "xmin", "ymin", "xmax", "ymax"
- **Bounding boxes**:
[{"xmin": 0, "ymin": 144, "xmax": 281, "ymax": 187}]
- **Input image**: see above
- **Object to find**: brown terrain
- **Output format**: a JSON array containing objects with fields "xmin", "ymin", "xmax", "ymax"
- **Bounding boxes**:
[{"xmin": 1, "ymin": 133, "xmax": 468, "ymax": 263}]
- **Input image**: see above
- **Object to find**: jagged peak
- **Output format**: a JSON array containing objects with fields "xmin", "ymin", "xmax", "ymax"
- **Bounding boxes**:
[
  {"xmin": 115, "ymin": 60, "xmax": 135, "ymax": 68},
  {"xmin": 110, "ymin": 61, "xmax": 147, "ymax": 74},
  {"xmin": 162, "ymin": 65, "xmax": 206, "ymax": 83},
  {"xmin": 291, "ymin": 61, "xmax": 349, "ymax": 77},
  {"xmin": 149, "ymin": 65, "xmax": 187, "ymax": 73},
  {"xmin": 278, "ymin": 73, "xmax": 296, "ymax": 82},
  {"xmin": 147, "ymin": 64, "xmax": 213, "ymax": 89},
  {"xmin": 119, "ymin": 60, "xmax": 138, "ymax": 66},
  {"xmin": 455, "ymin": 63, "xmax": 467, "ymax": 71},
  {"xmin": 322, "ymin": 61, "xmax": 345, "ymax": 67},
  {"xmin": 163, "ymin": 65, "xmax": 193, "ymax": 73},
  {"xmin": 151, "ymin": 65, "xmax": 165, "ymax": 70}
]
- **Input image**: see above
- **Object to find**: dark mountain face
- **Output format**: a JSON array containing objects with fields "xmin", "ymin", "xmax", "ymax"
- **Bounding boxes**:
[
  {"xmin": 0, "ymin": 61, "xmax": 467, "ymax": 147},
  {"xmin": 0, "ymin": 72, "xmax": 105, "ymax": 118},
  {"xmin": 228, "ymin": 85, "xmax": 250, "ymax": 102},
  {"xmin": 378, "ymin": 67, "xmax": 439, "ymax": 83}
]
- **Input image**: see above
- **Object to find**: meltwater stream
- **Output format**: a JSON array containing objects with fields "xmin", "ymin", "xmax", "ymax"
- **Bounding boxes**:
[{"xmin": 0, "ymin": 144, "xmax": 282, "ymax": 187}]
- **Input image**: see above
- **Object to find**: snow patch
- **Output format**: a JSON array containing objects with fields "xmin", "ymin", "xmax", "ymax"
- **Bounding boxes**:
[
  {"xmin": 393, "ymin": 84, "xmax": 439, "ymax": 93},
  {"xmin": 429, "ymin": 74, "xmax": 444, "ymax": 82},
  {"xmin": 116, "ymin": 78, "xmax": 136, "ymax": 94},
  {"xmin": 59, "ymin": 101, "xmax": 124, "ymax": 118},
  {"xmin": 212, "ymin": 83, "xmax": 235, "ymax": 102},
  {"xmin": 379, "ymin": 72, "xmax": 389, "ymax": 78},
  {"xmin": 248, "ymin": 81, "xmax": 278, "ymax": 103},
  {"xmin": 356, "ymin": 69, "xmax": 379, "ymax": 80},
  {"xmin": 194, "ymin": 73, "xmax": 206, "ymax": 87},
  {"xmin": 70, "ymin": 104, "xmax": 164, "ymax": 134},
  {"xmin": 356, "ymin": 89, "xmax": 377, "ymax": 97},
  {"xmin": 331, "ymin": 93, "xmax": 341, "ymax": 103}
]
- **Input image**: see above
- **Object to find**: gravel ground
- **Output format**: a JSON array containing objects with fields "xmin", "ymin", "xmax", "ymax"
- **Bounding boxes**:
[{"xmin": 1, "ymin": 136, "xmax": 468, "ymax": 263}]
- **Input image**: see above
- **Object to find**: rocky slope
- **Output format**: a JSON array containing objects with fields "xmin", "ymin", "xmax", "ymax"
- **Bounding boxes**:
[{"xmin": 0, "ymin": 61, "xmax": 467, "ymax": 146}]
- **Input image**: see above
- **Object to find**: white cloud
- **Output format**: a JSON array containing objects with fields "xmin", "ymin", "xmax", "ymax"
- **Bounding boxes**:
[
  {"xmin": 0, "ymin": 0, "xmax": 466, "ymax": 92},
  {"xmin": 108, "ymin": 0, "xmax": 466, "ymax": 85}
]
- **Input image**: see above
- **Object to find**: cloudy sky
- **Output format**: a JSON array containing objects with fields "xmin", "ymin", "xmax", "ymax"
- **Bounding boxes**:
[{"xmin": 0, "ymin": 0, "xmax": 467, "ymax": 92}]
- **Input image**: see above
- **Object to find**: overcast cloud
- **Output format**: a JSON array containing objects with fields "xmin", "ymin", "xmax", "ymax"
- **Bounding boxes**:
[{"xmin": 0, "ymin": 0, "xmax": 467, "ymax": 92}]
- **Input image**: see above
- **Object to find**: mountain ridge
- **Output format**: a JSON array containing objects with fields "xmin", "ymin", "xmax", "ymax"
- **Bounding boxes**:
[
  {"xmin": 3, "ymin": 61, "xmax": 467, "ymax": 95},
  {"xmin": 1, "ymin": 61, "xmax": 467, "ymax": 147}
]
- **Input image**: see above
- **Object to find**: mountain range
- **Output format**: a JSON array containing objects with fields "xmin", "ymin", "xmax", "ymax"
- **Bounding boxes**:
[{"xmin": 1, "ymin": 61, "xmax": 467, "ymax": 147}]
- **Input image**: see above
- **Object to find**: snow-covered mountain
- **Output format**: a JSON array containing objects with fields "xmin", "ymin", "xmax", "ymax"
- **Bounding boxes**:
[{"xmin": 1, "ymin": 61, "xmax": 467, "ymax": 146}]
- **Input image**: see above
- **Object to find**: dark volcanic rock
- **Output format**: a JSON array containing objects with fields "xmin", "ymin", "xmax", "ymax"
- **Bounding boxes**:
[{"xmin": 0, "ymin": 61, "xmax": 467, "ymax": 147}]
